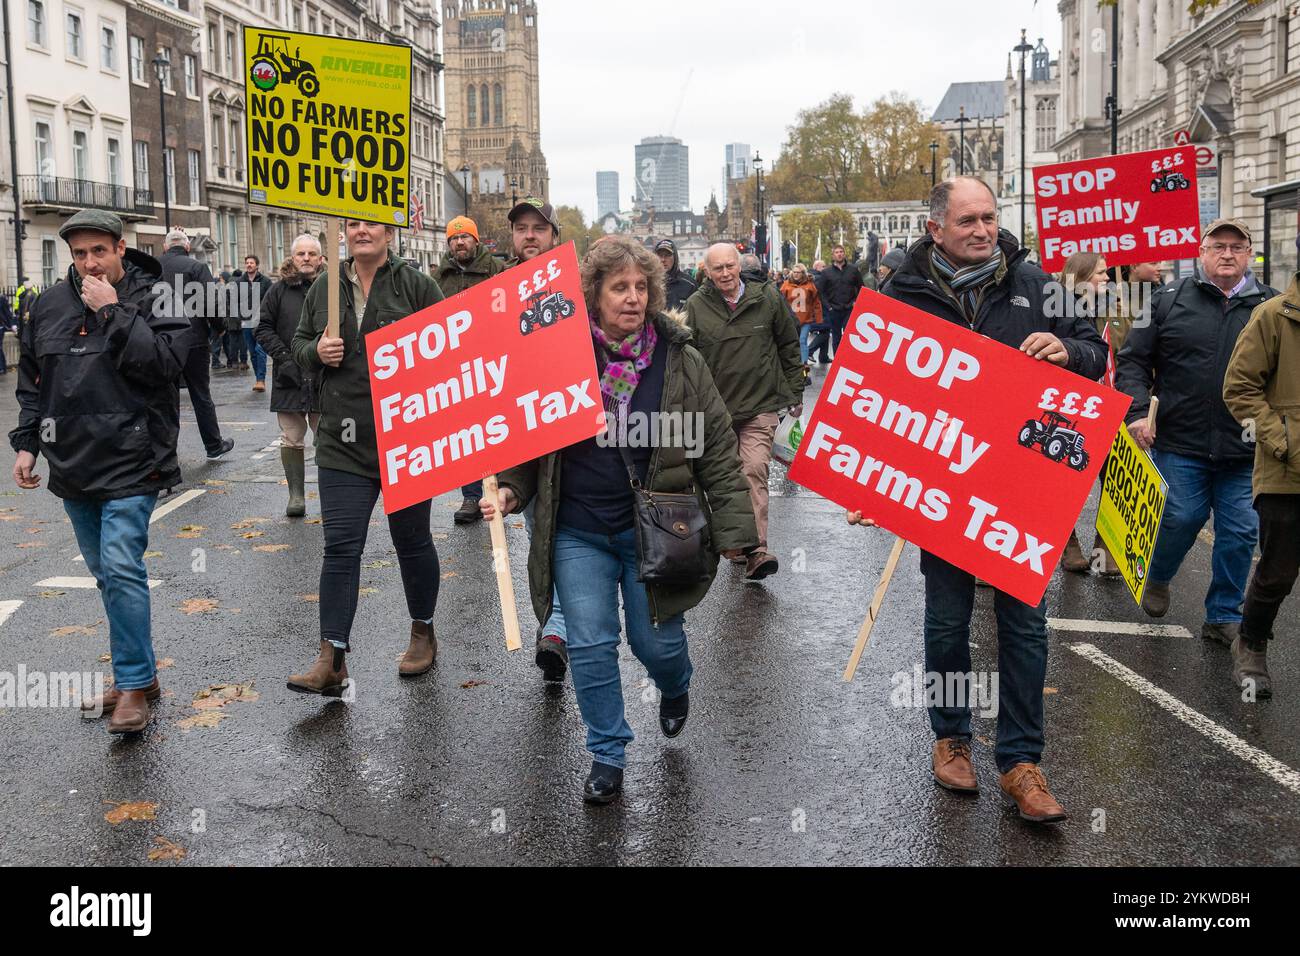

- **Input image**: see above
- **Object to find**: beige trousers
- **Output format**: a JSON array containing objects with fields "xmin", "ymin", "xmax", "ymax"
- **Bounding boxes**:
[
  {"xmin": 733, "ymin": 412, "xmax": 780, "ymax": 551},
  {"xmin": 278, "ymin": 412, "xmax": 321, "ymax": 450}
]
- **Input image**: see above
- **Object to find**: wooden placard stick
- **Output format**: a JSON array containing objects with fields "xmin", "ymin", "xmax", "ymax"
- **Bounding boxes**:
[
  {"xmin": 1146, "ymin": 395, "xmax": 1159, "ymax": 442},
  {"xmin": 482, "ymin": 473, "xmax": 523, "ymax": 652},
  {"xmin": 326, "ymin": 216, "xmax": 341, "ymax": 340},
  {"xmin": 843, "ymin": 536, "xmax": 906, "ymax": 682}
]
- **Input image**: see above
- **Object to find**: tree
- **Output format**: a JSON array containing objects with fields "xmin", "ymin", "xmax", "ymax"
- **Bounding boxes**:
[
  {"xmin": 862, "ymin": 93, "xmax": 946, "ymax": 201},
  {"xmin": 770, "ymin": 94, "xmax": 871, "ymax": 203}
]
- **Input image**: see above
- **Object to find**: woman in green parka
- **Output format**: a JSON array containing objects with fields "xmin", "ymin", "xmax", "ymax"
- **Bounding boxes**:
[{"xmin": 481, "ymin": 236, "xmax": 757, "ymax": 803}]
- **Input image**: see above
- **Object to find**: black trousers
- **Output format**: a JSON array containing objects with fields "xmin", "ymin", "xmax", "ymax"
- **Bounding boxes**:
[
  {"xmin": 318, "ymin": 466, "xmax": 440, "ymax": 649},
  {"xmin": 181, "ymin": 346, "xmax": 224, "ymax": 454},
  {"xmin": 1241, "ymin": 494, "xmax": 1300, "ymax": 643}
]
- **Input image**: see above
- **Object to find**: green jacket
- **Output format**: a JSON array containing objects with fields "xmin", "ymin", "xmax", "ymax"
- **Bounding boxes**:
[
  {"xmin": 684, "ymin": 278, "xmax": 803, "ymax": 421},
  {"xmin": 291, "ymin": 253, "xmax": 445, "ymax": 478},
  {"xmin": 499, "ymin": 314, "xmax": 758, "ymax": 626},
  {"xmin": 1223, "ymin": 272, "xmax": 1300, "ymax": 497},
  {"xmin": 434, "ymin": 247, "xmax": 504, "ymax": 298}
]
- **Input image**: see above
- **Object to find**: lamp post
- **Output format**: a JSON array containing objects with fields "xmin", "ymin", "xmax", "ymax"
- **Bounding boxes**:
[
  {"xmin": 957, "ymin": 106, "xmax": 968, "ymax": 176},
  {"xmin": 1014, "ymin": 28, "xmax": 1034, "ymax": 247},
  {"xmin": 459, "ymin": 163, "xmax": 471, "ymax": 216},
  {"xmin": 509, "ymin": 176, "xmax": 518, "ymax": 208},
  {"xmin": 929, "ymin": 141, "xmax": 938, "ymax": 187},
  {"xmin": 1105, "ymin": 2, "xmax": 1121, "ymax": 155},
  {"xmin": 753, "ymin": 152, "xmax": 766, "ymax": 265},
  {"xmin": 152, "ymin": 51, "xmax": 172, "ymax": 230}
]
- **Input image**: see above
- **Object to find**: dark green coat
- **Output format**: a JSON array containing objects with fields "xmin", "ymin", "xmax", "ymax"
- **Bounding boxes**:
[
  {"xmin": 434, "ymin": 246, "xmax": 504, "ymax": 297},
  {"xmin": 684, "ymin": 278, "xmax": 804, "ymax": 421},
  {"xmin": 500, "ymin": 314, "xmax": 758, "ymax": 626},
  {"xmin": 291, "ymin": 253, "xmax": 444, "ymax": 478}
]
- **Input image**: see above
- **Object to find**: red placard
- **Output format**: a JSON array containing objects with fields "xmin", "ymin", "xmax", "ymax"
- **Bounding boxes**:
[
  {"xmin": 1034, "ymin": 146, "xmax": 1201, "ymax": 274},
  {"xmin": 367, "ymin": 241, "xmax": 603, "ymax": 514},
  {"xmin": 787, "ymin": 289, "xmax": 1131, "ymax": 606}
]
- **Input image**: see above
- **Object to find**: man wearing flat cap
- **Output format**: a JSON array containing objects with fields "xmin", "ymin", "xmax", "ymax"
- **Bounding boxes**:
[{"xmin": 8, "ymin": 209, "xmax": 192, "ymax": 735}]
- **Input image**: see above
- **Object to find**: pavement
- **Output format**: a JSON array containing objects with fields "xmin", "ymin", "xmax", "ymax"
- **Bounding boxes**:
[{"xmin": 0, "ymin": 359, "xmax": 1297, "ymax": 866}]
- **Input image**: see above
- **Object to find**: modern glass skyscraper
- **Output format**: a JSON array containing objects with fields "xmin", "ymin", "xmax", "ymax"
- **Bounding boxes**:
[{"xmin": 634, "ymin": 136, "xmax": 689, "ymax": 211}]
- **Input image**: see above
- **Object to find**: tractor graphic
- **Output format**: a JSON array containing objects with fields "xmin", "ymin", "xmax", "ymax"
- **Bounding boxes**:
[
  {"xmin": 519, "ymin": 290, "xmax": 576, "ymax": 336},
  {"xmin": 249, "ymin": 34, "xmax": 320, "ymax": 98},
  {"xmin": 1124, "ymin": 532, "xmax": 1146, "ymax": 585},
  {"xmin": 1150, "ymin": 170, "xmax": 1191, "ymax": 193},
  {"xmin": 1017, "ymin": 410, "xmax": 1091, "ymax": 471}
]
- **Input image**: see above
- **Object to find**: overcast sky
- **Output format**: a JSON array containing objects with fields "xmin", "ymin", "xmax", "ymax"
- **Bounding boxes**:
[{"xmin": 535, "ymin": 0, "xmax": 1061, "ymax": 221}]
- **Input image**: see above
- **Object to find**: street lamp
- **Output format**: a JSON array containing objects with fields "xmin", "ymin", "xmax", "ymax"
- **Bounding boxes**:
[
  {"xmin": 509, "ymin": 176, "xmax": 518, "ymax": 208},
  {"xmin": 753, "ymin": 152, "xmax": 766, "ymax": 265},
  {"xmin": 459, "ymin": 163, "xmax": 471, "ymax": 216},
  {"xmin": 1014, "ymin": 28, "xmax": 1035, "ymax": 248},
  {"xmin": 152, "ymin": 51, "xmax": 172, "ymax": 230},
  {"xmin": 929, "ymin": 141, "xmax": 939, "ymax": 188},
  {"xmin": 1105, "ymin": 2, "xmax": 1121, "ymax": 155},
  {"xmin": 957, "ymin": 106, "xmax": 968, "ymax": 176}
]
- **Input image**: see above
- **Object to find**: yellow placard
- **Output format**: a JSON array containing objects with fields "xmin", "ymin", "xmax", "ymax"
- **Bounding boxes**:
[
  {"xmin": 1095, "ymin": 424, "xmax": 1168, "ymax": 605},
  {"xmin": 244, "ymin": 27, "xmax": 411, "ymax": 226}
]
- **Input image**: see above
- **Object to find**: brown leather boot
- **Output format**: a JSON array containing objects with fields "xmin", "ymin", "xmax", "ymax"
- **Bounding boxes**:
[
  {"xmin": 1059, "ymin": 529, "xmax": 1090, "ymax": 573},
  {"xmin": 398, "ymin": 620, "xmax": 436, "ymax": 677},
  {"xmin": 81, "ymin": 678, "xmax": 160, "ymax": 718},
  {"xmin": 287, "ymin": 640, "xmax": 350, "ymax": 697},
  {"xmin": 1000, "ymin": 763, "xmax": 1067, "ymax": 823},
  {"xmin": 107, "ymin": 689, "xmax": 152, "ymax": 734},
  {"xmin": 932, "ymin": 737, "xmax": 979, "ymax": 793},
  {"xmin": 1092, "ymin": 533, "xmax": 1123, "ymax": 576}
]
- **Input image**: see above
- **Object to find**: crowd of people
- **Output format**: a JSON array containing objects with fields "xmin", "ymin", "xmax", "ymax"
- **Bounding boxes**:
[{"xmin": 7, "ymin": 176, "xmax": 1298, "ymax": 819}]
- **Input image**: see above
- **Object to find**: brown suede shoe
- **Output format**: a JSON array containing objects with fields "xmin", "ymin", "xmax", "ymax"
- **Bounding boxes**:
[
  {"xmin": 287, "ymin": 640, "xmax": 350, "ymax": 697},
  {"xmin": 1060, "ymin": 529, "xmax": 1090, "ymax": 573},
  {"xmin": 1091, "ymin": 533, "xmax": 1123, "ymax": 577},
  {"xmin": 81, "ymin": 678, "xmax": 160, "ymax": 718},
  {"xmin": 932, "ymin": 737, "xmax": 979, "ymax": 793},
  {"xmin": 107, "ymin": 690, "xmax": 152, "ymax": 734},
  {"xmin": 1000, "ymin": 763, "xmax": 1066, "ymax": 823},
  {"xmin": 398, "ymin": 620, "xmax": 437, "ymax": 677},
  {"xmin": 745, "ymin": 550, "xmax": 779, "ymax": 580}
]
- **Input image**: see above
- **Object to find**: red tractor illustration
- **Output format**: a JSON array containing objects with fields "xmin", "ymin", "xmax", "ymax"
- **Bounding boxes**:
[
  {"xmin": 1150, "ymin": 170, "xmax": 1191, "ymax": 193},
  {"xmin": 519, "ymin": 290, "xmax": 576, "ymax": 336},
  {"xmin": 1018, "ymin": 410, "xmax": 1091, "ymax": 471}
]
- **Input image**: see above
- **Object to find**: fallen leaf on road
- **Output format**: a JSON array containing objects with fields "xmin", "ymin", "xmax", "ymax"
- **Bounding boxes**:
[
  {"xmin": 0, "ymin": 515, "xmax": 19, "ymax": 521},
  {"xmin": 240, "ymin": 531, "xmax": 265, "ymax": 539},
  {"xmin": 431, "ymin": 533, "xmax": 448, "ymax": 540},
  {"xmin": 975, "ymin": 735, "xmax": 993, "ymax": 746},
  {"xmin": 357, "ymin": 587, "xmax": 379, "ymax": 597},
  {"xmin": 147, "ymin": 836, "xmax": 187, "ymax": 862},
  {"xmin": 306, "ymin": 492, "xmax": 319, "ymax": 500},
  {"xmin": 192, "ymin": 682, "xmax": 259, "ymax": 709},
  {"xmin": 177, "ymin": 711, "xmax": 228, "ymax": 731},
  {"xmin": 442, "ymin": 571, "xmax": 458, "ymax": 580},
  {"xmin": 304, "ymin": 518, "xmax": 322, "ymax": 525},
  {"xmin": 299, "ymin": 593, "xmax": 319, "ymax": 602},
  {"xmin": 1043, "ymin": 687, "xmax": 1059, "ymax": 696},
  {"xmin": 157, "ymin": 658, "xmax": 175, "ymax": 670},
  {"xmin": 180, "ymin": 598, "xmax": 219, "ymax": 615},
  {"xmin": 98, "ymin": 653, "xmax": 111, "ymax": 663},
  {"xmin": 230, "ymin": 518, "xmax": 270, "ymax": 530},
  {"xmin": 143, "ymin": 551, "xmax": 163, "ymax": 558},
  {"xmin": 461, "ymin": 680, "xmax": 487, "ymax": 689},
  {"xmin": 203, "ymin": 480, "xmax": 229, "ymax": 486},
  {"xmin": 253, "ymin": 544, "xmax": 291, "ymax": 553},
  {"xmin": 39, "ymin": 590, "xmax": 66, "ymax": 598},
  {"xmin": 16, "ymin": 542, "xmax": 45, "ymax": 549},
  {"xmin": 50, "ymin": 624, "xmax": 98, "ymax": 637},
  {"xmin": 104, "ymin": 801, "xmax": 158, "ymax": 824},
  {"xmin": 206, "ymin": 489, "xmax": 227, "ymax": 496},
  {"xmin": 363, "ymin": 560, "xmax": 392, "ymax": 569}
]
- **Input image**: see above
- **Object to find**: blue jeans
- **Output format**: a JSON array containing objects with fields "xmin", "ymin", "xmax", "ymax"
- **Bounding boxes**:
[
  {"xmin": 1149, "ymin": 450, "xmax": 1258, "ymax": 624},
  {"xmin": 524, "ymin": 502, "xmax": 566, "ymax": 641},
  {"xmin": 920, "ymin": 550, "xmax": 1049, "ymax": 773},
  {"xmin": 242, "ymin": 329, "xmax": 267, "ymax": 381},
  {"xmin": 824, "ymin": 306, "xmax": 851, "ymax": 355},
  {"xmin": 798, "ymin": 323, "xmax": 812, "ymax": 364},
  {"xmin": 553, "ymin": 526, "xmax": 692, "ymax": 769},
  {"xmin": 63, "ymin": 495, "xmax": 159, "ymax": 691},
  {"xmin": 461, "ymin": 480, "xmax": 483, "ymax": 500}
]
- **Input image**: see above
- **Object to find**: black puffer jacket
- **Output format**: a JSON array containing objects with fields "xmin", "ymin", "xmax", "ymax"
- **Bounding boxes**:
[
  {"xmin": 658, "ymin": 239, "xmax": 697, "ymax": 311},
  {"xmin": 9, "ymin": 250, "xmax": 191, "ymax": 499},
  {"xmin": 158, "ymin": 245, "xmax": 219, "ymax": 340},
  {"xmin": 1116, "ymin": 267, "xmax": 1278, "ymax": 463},
  {"xmin": 816, "ymin": 260, "xmax": 864, "ymax": 311},
  {"xmin": 256, "ymin": 259, "xmax": 320, "ymax": 414},
  {"xmin": 884, "ymin": 230, "xmax": 1108, "ymax": 381}
]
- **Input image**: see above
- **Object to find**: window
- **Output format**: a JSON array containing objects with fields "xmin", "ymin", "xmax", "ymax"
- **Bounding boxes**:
[
  {"xmin": 188, "ymin": 149, "xmax": 201, "ymax": 204},
  {"xmin": 72, "ymin": 130, "xmax": 89, "ymax": 180},
  {"xmin": 1035, "ymin": 98, "xmax": 1057, "ymax": 153},
  {"xmin": 162, "ymin": 147, "xmax": 176, "ymax": 204},
  {"xmin": 1280, "ymin": 15, "xmax": 1292, "ymax": 78},
  {"xmin": 158, "ymin": 49, "xmax": 173, "ymax": 92},
  {"xmin": 28, "ymin": 1, "xmax": 46, "ymax": 47},
  {"xmin": 211, "ymin": 115, "xmax": 224, "ymax": 172},
  {"xmin": 34, "ymin": 121, "xmax": 53, "ymax": 185},
  {"xmin": 66, "ymin": 11, "xmax": 83, "ymax": 59},
  {"xmin": 42, "ymin": 240, "xmax": 57, "ymax": 289},
  {"xmin": 184, "ymin": 54, "xmax": 197, "ymax": 95},
  {"xmin": 129, "ymin": 34, "xmax": 144, "ymax": 82},
  {"xmin": 467, "ymin": 85, "xmax": 476, "ymax": 127},
  {"xmin": 225, "ymin": 211, "xmax": 239, "ymax": 267},
  {"xmin": 493, "ymin": 84, "xmax": 503, "ymax": 126},
  {"xmin": 107, "ymin": 137, "xmax": 122, "ymax": 185},
  {"xmin": 100, "ymin": 24, "xmax": 116, "ymax": 70},
  {"xmin": 134, "ymin": 140, "xmax": 149, "ymax": 192},
  {"xmin": 206, "ymin": 23, "xmax": 216, "ymax": 70},
  {"xmin": 225, "ymin": 31, "xmax": 235, "ymax": 78},
  {"xmin": 229, "ymin": 118, "xmax": 241, "ymax": 174},
  {"xmin": 480, "ymin": 87, "xmax": 489, "ymax": 128}
]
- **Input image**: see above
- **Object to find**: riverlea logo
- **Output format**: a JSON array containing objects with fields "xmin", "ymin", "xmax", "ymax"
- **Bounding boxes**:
[{"xmin": 49, "ymin": 887, "xmax": 151, "ymax": 936}]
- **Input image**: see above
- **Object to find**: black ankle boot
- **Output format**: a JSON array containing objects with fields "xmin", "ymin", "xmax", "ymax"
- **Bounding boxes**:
[
  {"xmin": 659, "ymin": 691, "xmax": 689, "ymax": 738},
  {"xmin": 583, "ymin": 761, "xmax": 623, "ymax": 804}
]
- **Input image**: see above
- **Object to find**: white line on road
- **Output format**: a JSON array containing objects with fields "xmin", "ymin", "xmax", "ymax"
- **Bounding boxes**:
[
  {"xmin": 38, "ymin": 577, "xmax": 160, "ymax": 590},
  {"xmin": 1068, "ymin": 642, "xmax": 1300, "ymax": 796},
  {"xmin": 150, "ymin": 488, "xmax": 207, "ymax": 524},
  {"xmin": 0, "ymin": 600, "xmax": 22, "ymax": 628},
  {"xmin": 1049, "ymin": 618, "xmax": 1192, "ymax": 639},
  {"xmin": 250, "ymin": 453, "xmax": 268, "ymax": 460}
]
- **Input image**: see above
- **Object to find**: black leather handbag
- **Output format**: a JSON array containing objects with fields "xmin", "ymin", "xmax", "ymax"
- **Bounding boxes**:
[{"xmin": 617, "ymin": 445, "xmax": 712, "ymax": 585}]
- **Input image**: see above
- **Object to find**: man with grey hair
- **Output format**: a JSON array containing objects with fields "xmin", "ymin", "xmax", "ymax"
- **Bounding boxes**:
[
  {"xmin": 686, "ymin": 242, "xmax": 802, "ymax": 581},
  {"xmin": 159, "ymin": 228, "xmax": 233, "ymax": 461},
  {"xmin": 874, "ymin": 176, "xmax": 1107, "ymax": 824}
]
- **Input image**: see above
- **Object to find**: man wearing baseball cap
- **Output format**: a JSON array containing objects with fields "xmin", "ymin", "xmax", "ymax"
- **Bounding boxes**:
[
  {"xmin": 1117, "ymin": 218, "xmax": 1279, "ymax": 645},
  {"xmin": 9, "ymin": 209, "xmax": 193, "ymax": 735},
  {"xmin": 506, "ymin": 197, "xmax": 561, "ymax": 265},
  {"xmin": 436, "ymin": 215, "xmax": 505, "ymax": 524}
]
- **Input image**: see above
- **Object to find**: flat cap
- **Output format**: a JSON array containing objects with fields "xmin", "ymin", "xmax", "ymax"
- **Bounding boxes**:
[{"xmin": 59, "ymin": 209, "xmax": 124, "ymax": 242}]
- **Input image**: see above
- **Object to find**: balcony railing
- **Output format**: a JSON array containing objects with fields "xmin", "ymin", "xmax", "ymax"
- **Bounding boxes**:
[{"xmin": 19, "ymin": 175, "xmax": 154, "ymax": 217}]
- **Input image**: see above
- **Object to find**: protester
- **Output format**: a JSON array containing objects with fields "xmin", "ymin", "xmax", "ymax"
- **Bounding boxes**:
[
  {"xmin": 9, "ymin": 210, "xmax": 192, "ymax": 734},
  {"xmin": 857, "ymin": 250, "xmax": 879, "ymax": 291},
  {"xmin": 1117, "ymin": 219, "xmax": 1278, "ymax": 644},
  {"xmin": 256, "ymin": 235, "xmax": 324, "ymax": 518},
  {"xmin": 870, "ymin": 176, "xmax": 1107, "ymax": 824},
  {"xmin": 686, "ymin": 242, "xmax": 803, "ymax": 581},
  {"xmin": 1221, "ymin": 265, "xmax": 1300, "ymax": 699},
  {"xmin": 780, "ymin": 262, "xmax": 823, "ymax": 369},
  {"xmin": 286, "ymin": 221, "xmax": 446, "ymax": 693},
  {"xmin": 434, "ymin": 215, "xmax": 505, "ymax": 525},
  {"xmin": 159, "ymin": 229, "xmax": 234, "ymax": 462},
  {"xmin": 12, "ymin": 275, "xmax": 36, "ymax": 325},
  {"xmin": 0, "ymin": 295, "xmax": 13, "ymax": 375},
  {"xmin": 220, "ymin": 266, "xmax": 245, "ymax": 369},
  {"xmin": 233, "ymin": 255, "xmax": 273, "ymax": 392},
  {"xmin": 877, "ymin": 248, "xmax": 905, "ymax": 289},
  {"xmin": 655, "ymin": 238, "xmax": 697, "ymax": 311},
  {"xmin": 814, "ymin": 244, "xmax": 863, "ymax": 358},
  {"xmin": 483, "ymin": 236, "xmax": 756, "ymax": 803}
]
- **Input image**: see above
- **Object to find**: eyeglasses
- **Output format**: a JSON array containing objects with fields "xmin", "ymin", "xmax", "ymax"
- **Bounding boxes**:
[{"xmin": 1204, "ymin": 243, "xmax": 1250, "ymax": 255}]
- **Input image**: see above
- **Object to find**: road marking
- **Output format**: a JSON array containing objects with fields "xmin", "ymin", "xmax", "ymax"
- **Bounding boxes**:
[
  {"xmin": 0, "ymin": 601, "xmax": 22, "ymax": 628},
  {"xmin": 1068, "ymin": 642, "xmax": 1300, "ymax": 796},
  {"xmin": 1049, "ymin": 618, "xmax": 1192, "ymax": 639},
  {"xmin": 37, "ymin": 577, "xmax": 161, "ymax": 590},
  {"xmin": 250, "ymin": 453, "xmax": 268, "ymax": 461},
  {"xmin": 150, "ymin": 488, "xmax": 206, "ymax": 524}
]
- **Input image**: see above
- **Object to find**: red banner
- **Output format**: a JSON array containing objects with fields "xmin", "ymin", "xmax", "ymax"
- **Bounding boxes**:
[
  {"xmin": 1034, "ymin": 146, "xmax": 1201, "ymax": 274},
  {"xmin": 788, "ymin": 289, "xmax": 1131, "ymax": 606},
  {"xmin": 367, "ymin": 242, "xmax": 603, "ymax": 514}
]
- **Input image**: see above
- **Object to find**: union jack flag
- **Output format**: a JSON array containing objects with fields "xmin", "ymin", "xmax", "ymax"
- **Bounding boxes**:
[{"xmin": 410, "ymin": 193, "xmax": 425, "ymax": 232}]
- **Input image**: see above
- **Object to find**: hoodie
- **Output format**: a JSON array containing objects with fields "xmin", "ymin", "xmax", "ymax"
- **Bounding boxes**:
[{"xmin": 656, "ymin": 239, "xmax": 697, "ymax": 311}]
